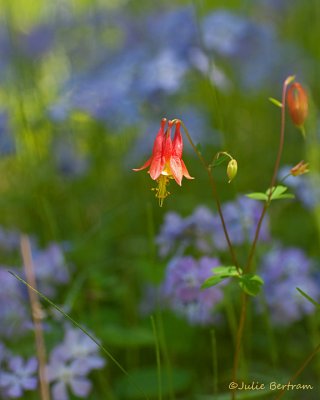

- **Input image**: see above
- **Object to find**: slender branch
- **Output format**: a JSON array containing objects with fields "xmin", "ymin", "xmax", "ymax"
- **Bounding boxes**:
[
  {"xmin": 274, "ymin": 342, "xmax": 320, "ymax": 400},
  {"xmin": 180, "ymin": 120, "xmax": 240, "ymax": 271},
  {"xmin": 20, "ymin": 235, "xmax": 51, "ymax": 400},
  {"xmin": 246, "ymin": 76, "xmax": 292, "ymax": 274},
  {"xmin": 231, "ymin": 76, "xmax": 294, "ymax": 400},
  {"xmin": 231, "ymin": 292, "xmax": 247, "ymax": 400}
]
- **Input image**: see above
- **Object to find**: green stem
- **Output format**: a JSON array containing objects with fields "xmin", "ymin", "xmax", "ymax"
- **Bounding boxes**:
[
  {"xmin": 179, "ymin": 120, "xmax": 240, "ymax": 272},
  {"xmin": 231, "ymin": 76, "xmax": 294, "ymax": 400},
  {"xmin": 151, "ymin": 316, "xmax": 162, "ymax": 400},
  {"xmin": 9, "ymin": 271, "xmax": 149, "ymax": 400}
]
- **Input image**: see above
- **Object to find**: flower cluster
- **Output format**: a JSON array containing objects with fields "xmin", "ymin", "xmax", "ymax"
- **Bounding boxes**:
[
  {"xmin": 0, "ymin": 345, "xmax": 37, "ymax": 399},
  {"xmin": 156, "ymin": 196, "xmax": 269, "ymax": 257},
  {"xmin": 258, "ymin": 246, "xmax": 319, "ymax": 325},
  {"xmin": 162, "ymin": 256, "xmax": 225, "ymax": 325},
  {"xmin": 46, "ymin": 326, "xmax": 106, "ymax": 400}
]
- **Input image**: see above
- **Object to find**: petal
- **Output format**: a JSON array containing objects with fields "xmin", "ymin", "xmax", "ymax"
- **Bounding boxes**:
[
  {"xmin": 6, "ymin": 382, "xmax": 22, "ymax": 398},
  {"xmin": 170, "ymin": 156, "xmax": 183, "ymax": 186},
  {"xmin": 69, "ymin": 377, "xmax": 92, "ymax": 398},
  {"xmin": 172, "ymin": 121, "xmax": 183, "ymax": 158},
  {"xmin": 151, "ymin": 118, "xmax": 167, "ymax": 158},
  {"xmin": 181, "ymin": 159, "xmax": 194, "ymax": 180},
  {"xmin": 132, "ymin": 156, "xmax": 152, "ymax": 172},
  {"xmin": 149, "ymin": 155, "xmax": 165, "ymax": 180},
  {"xmin": 52, "ymin": 381, "xmax": 68, "ymax": 400},
  {"xmin": 24, "ymin": 357, "xmax": 38, "ymax": 374}
]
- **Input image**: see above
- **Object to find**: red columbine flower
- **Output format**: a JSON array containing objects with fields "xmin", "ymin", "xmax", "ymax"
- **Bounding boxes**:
[
  {"xmin": 133, "ymin": 118, "xmax": 194, "ymax": 206},
  {"xmin": 287, "ymin": 82, "xmax": 308, "ymax": 128}
]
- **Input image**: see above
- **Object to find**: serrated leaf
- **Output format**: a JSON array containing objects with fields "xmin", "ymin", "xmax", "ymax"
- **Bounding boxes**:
[
  {"xmin": 268, "ymin": 97, "xmax": 283, "ymax": 108},
  {"xmin": 201, "ymin": 275, "xmax": 228, "ymax": 289},
  {"xmin": 239, "ymin": 274, "xmax": 264, "ymax": 296},
  {"xmin": 246, "ymin": 192, "xmax": 268, "ymax": 201}
]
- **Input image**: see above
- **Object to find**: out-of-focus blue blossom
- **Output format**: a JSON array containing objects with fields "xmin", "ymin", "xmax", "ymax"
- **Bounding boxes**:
[
  {"xmin": 19, "ymin": 24, "xmax": 55, "ymax": 59},
  {"xmin": 157, "ymin": 197, "xmax": 269, "ymax": 257},
  {"xmin": 0, "ymin": 227, "xmax": 20, "ymax": 251},
  {"xmin": 212, "ymin": 196, "xmax": 270, "ymax": 250},
  {"xmin": 279, "ymin": 166, "xmax": 320, "ymax": 209},
  {"xmin": 0, "ymin": 112, "xmax": 14, "ymax": 155},
  {"xmin": 0, "ymin": 356, "xmax": 37, "ymax": 398},
  {"xmin": 162, "ymin": 256, "xmax": 224, "ymax": 325},
  {"xmin": 53, "ymin": 138, "xmax": 89, "ymax": 178},
  {"xmin": 258, "ymin": 246, "xmax": 319, "ymax": 325},
  {"xmin": 0, "ymin": 267, "xmax": 31, "ymax": 338},
  {"xmin": 201, "ymin": 9, "xmax": 305, "ymax": 91},
  {"xmin": 31, "ymin": 243, "xmax": 70, "ymax": 297},
  {"xmin": 146, "ymin": 7, "xmax": 197, "ymax": 57},
  {"xmin": 47, "ymin": 326, "xmax": 105, "ymax": 400}
]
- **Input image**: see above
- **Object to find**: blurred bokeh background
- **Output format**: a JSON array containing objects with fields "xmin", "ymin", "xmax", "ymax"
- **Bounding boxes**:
[{"xmin": 0, "ymin": 0, "xmax": 320, "ymax": 399}]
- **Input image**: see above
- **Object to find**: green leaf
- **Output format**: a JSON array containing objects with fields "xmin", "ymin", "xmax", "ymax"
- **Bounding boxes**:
[
  {"xmin": 267, "ymin": 185, "xmax": 294, "ymax": 201},
  {"xmin": 246, "ymin": 192, "xmax": 268, "ymax": 201},
  {"xmin": 201, "ymin": 275, "xmax": 228, "ymax": 289},
  {"xmin": 239, "ymin": 274, "xmax": 264, "ymax": 296},
  {"xmin": 296, "ymin": 287, "xmax": 320, "ymax": 307},
  {"xmin": 268, "ymin": 97, "xmax": 283, "ymax": 108},
  {"xmin": 202, "ymin": 266, "xmax": 240, "ymax": 289},
  {"xmin": 213, "ymin": 266, "xmax": 241, "ymax": 277}
]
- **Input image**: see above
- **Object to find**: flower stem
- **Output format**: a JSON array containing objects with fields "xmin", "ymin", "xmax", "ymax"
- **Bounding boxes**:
[
  {"xmin": 180, "ymin": 120, "xmax": 240, "ymax": 272},
  {"xmin": 231, "ymin": 76, "xmax": 293, "ymax": 399}
]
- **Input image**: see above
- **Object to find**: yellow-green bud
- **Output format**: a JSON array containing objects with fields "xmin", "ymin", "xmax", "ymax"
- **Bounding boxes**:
[{"xmin": 227, "ymin": 159, "xmax": 237, "ymax": 183}]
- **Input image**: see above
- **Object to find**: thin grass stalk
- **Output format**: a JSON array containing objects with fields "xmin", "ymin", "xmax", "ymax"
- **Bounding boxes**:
[{"xmin": 20, "ymin": 235, "xmax": 51, "ymax": 400}]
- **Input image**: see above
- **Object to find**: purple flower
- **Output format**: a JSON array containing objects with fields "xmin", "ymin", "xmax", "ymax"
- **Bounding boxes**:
[
  {"xmin": 31, "ymin": 243, "xmax": 70, "ymax": 297},
  {"xmin": 258, "ymin": 246, "xmax": 319, "ymax": 325},
  {"xmin": 0, "ymin": 356, "xmax": 37, "ymax": 398},
  {"xmin": 47, "ymin": 326, "xmax": 105, "ymax": 400},
  {"xmin": 212, "ymin": 196, "xmax": 270, "ymax": 250},
  {"xmin": 0, "ymin": 268, "xmax": 31, "ymax": 338},
  {"xmin": 162, "ymin": 256, "xmax": 224, "ymax": 325}
]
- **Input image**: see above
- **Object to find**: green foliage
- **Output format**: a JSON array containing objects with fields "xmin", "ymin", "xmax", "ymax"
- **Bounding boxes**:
[{"xmin": 246, "ymin": 185, "xmax": 294, "ymax": 202}]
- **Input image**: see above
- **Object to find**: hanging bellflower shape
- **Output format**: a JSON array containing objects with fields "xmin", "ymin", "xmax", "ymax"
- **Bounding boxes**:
[{"xmin": 133, "ymin": 118, "xmax": 194, "ymax": 206}]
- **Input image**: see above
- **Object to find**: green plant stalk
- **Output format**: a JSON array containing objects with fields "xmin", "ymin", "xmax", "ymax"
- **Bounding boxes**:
[
  {"xmin": 9, "ymin": 271, "xmax": 150, "ymax": 400},
  {"xmin": 151, "ymin": 316, "xmax": 162, "ymax": 400},
  {"xmin": 231, "ymin": 77, "xmax": 293, "ymax": 400},
  {"xmin": 179, "ymin": 120, "xmax": 240, "ymax": 273}
]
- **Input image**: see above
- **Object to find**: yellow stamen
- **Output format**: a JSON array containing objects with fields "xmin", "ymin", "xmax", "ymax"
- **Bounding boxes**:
[{"xmin": 152, "ymin": 175, "xmax": 170, "ymax": 207}]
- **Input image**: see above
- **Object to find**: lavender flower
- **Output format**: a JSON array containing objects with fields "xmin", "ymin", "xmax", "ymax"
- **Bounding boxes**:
[
  {"xmin": 47, "ymin": 326, "xmax": 105, "ymax": 400},
  {"xmin": 0, "ymin": 268, "xmax": 31, "ymax": 338},
  {"xmin": 31, "ymin": 243, "xmax": 70, "ymax": 297},
  {"xmin": 162, "ymin": 256, "xmax": 224, "ymax": 325},
  {"xmin": 259, "ymin": 246, "xmax": 319, "ymax": 325},
  {"xmin": 212, "ymin": 196, "xmax": 270, "ymax": 250},
  {"xmin": 0, "ymin": 356, "xmax": 37, "ymax": 398}
]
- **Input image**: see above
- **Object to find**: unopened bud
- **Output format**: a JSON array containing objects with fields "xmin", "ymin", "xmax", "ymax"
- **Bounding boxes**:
[
  {"xmin": 287, "ymin": 82, "xmax": 308, "ymax": 127},
  {"xmin": 290, "ymin": 161, "xmax": 309, "ymax": 177},
  {"xmin": 227, "ymin": 159, "xmax": 237, "ymax": 183}
]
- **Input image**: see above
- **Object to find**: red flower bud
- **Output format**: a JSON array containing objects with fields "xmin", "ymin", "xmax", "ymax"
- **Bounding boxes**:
[{"xmin": 286, "ymin": 82, "xmax": 308, "ymax": 127}]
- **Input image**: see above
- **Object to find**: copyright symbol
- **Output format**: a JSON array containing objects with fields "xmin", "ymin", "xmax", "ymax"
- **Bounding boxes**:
[{"xmin": 229, "ymin": 382, "xmax": 238, "ymax": 390}]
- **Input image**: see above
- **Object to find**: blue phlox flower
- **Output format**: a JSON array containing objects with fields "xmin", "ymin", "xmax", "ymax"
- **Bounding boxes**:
[
  {"xmin": 0, "ymin": 356, "xmax": 37, "ymax": 398},
  {"xmin": 162, "ymin": 256, "xmax": 224, "ymax": 325}
]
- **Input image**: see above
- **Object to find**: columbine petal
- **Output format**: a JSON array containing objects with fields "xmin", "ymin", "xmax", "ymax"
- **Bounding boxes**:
[
  {"xmin": 170, "ymin": 156, "xmax": 183, "ymax": 186},
  {"xmin": 149, "ymin": 155, "xmax": 165, "ymax": 180},
  {"xmin": 132, "ymin": 156, "xmax": 152, "ymax": 172},
  {"xmin": 172, "ymin": 121, "xmax": 183, "ymax": 158},
  {"xmin": 181, "ymin": 159, "xmax": 194, "ymax": 180}
]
